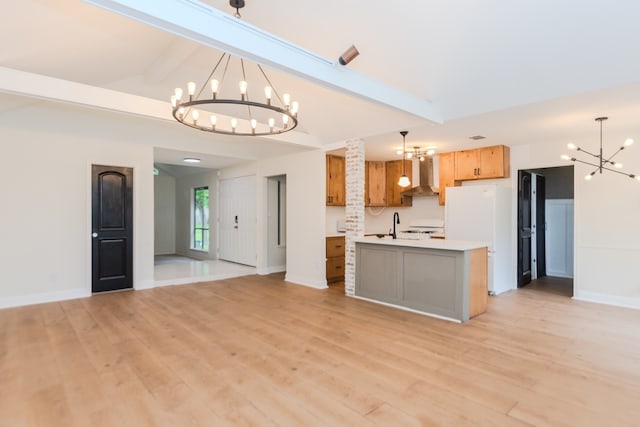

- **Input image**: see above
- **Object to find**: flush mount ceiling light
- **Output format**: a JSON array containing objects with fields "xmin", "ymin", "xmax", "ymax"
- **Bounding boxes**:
[
  {"xmin": 183, "ymin": 157, "xmax": 201, "ymax": 163},
  {"xmin": 396, "ymin": 146, "xmax": 436, "ymax": 161},
  {"xmin": 561, "ymin": 117, "xmax": 640, "ymax": 181},
  {"xmin": 398, "ymin": 131, "xmax": 411, "ymax": 188},
  {"xmin": 170, "ymin": 0, "xmax": 299, "ymax": 136}
]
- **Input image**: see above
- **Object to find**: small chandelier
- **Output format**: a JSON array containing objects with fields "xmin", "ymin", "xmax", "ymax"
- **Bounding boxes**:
[
  {"xmin": 561, "ymin": 117, "xmax": 640, "ymax": 181},
  {"xmin": 170, "ymin": 0, "xmax": 299, "ymax": 136},
  {"xmin": 398, "ymin": 131, "xmax": 411, "ymax": 187},
  {"xmin": 397, "ymin": 146, "xmax": 436, "ymax": 161}
]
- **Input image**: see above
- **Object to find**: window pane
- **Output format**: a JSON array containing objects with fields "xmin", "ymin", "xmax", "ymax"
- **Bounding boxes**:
[{"xmin": 193, "ymin": 187, "xmax": 209, "ymax": 250}]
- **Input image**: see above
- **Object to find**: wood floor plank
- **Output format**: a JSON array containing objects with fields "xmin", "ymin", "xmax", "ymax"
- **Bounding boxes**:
[{"xmin": 1, "ymin": 274, "xmax": 639, "ymax": 426}]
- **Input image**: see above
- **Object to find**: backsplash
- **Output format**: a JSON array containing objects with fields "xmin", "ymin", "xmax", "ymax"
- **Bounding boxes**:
[{"xmin": 326, "ymin": 197, "xmax": 444, "ymax": 236}]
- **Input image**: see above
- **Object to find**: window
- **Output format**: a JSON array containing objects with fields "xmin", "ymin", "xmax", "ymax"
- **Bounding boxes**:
[{"xmin": 193, "ymin": 186, "xmax": 209, "ymax": 251}]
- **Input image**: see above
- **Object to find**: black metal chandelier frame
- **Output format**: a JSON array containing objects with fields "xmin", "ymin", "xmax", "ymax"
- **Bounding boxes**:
[
  {"xmin": 563, "ymin": 117, "xmax": 639, "ymax": 181},
  {"xmin": 170, "ymin": 1, "xmax": 298, "ymax": 136}
]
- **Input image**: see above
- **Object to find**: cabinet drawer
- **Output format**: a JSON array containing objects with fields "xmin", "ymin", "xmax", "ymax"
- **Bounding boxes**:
[
  {"xmin": 326, "ymin": 257, "xmax": 345, "ymax": 280},
  {"xmin": 326, "ymin": 237, "xmax": 345, "ymax": 258}
]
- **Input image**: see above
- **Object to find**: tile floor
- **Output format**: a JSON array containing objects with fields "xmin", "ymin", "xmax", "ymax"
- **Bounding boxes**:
[{"xmin": 154, "ymin": 254, "xmax": 256, "ymax": 286}]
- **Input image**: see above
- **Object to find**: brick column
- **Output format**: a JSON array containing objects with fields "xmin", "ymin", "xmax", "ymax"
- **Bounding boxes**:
[{"xmin": 344, "ymin": 139, "xmax": 365, "ymax": 296}]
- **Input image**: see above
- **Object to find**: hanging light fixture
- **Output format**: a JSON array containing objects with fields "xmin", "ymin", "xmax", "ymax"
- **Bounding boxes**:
[
  {"xmin": 170, "ymin": 0, "xmax": 299, "ymax": 136},
  {"xmin": 397, "ymin": 146, "xmax": 436, "ymax": 161},
  {"xmin": 561, "ymin": 117, "xmax": 640, "ymax": 181},
  {"xmin": 398, "ymin": 131, "xmax": 411, "ymax": 187}
]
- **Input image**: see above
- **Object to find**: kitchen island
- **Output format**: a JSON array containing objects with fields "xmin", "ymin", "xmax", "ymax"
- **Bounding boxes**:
[{"xmin": 355, "ymin": 237, "xmax": 488, "ymax": 322}]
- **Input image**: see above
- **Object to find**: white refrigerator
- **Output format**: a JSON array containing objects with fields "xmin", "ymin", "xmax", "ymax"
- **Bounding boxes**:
[{"xmin": 444, "ymin": 185, "xmax": 513, "ymax": 295}]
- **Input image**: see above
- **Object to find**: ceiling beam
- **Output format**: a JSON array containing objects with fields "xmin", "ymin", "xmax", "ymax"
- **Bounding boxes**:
[
  {"xmin": 0, "ymin": 66, "xmax": 323, "ymax": 148},
  {"xmin": 82, "ymin": 0, "xmax": 443, "ymax": 124}
]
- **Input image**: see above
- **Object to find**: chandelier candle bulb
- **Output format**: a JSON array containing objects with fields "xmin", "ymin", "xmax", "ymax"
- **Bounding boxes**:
[
  {"xmin": 174, "ymin": 87, "xmax": 183, "ymax": 101},
  {"xmin": 211, "ymin": 79, "xmax": 219, "ymax": 99},
  {"xmin": 170, "ymin": 96, "xmax": 177, "ymax": 107},
  {"xmin": 187, "ymin": 82, "xmax": 196, "ymax": 101},
  {"xmin": 231, "ymin": 118, "xmax": 237, "ymax": 132},
  {"xmin": 264, "ymin": 86, "xmax": 272, "ymax": 104},
  {"xmin": 178, "ymin": 107, "xmax": 185, "ymax": 120},
  {"xmin": 192, "ymin": 110, "xmax": 199, "ymax": 125},
  {"xmin": 625, "ymin": 138, "xmax": 634, "ymax": 146},
  {"xmin": 268, "ymin": 118, "xmax": 275, "ymax": 131},
  {"xmin": 283, "ymin": 93, "xmax": 290, "ymax": 107},
  {"xmin": 251, "ymin": 119, "xmax": 257, "ymax": 134},
  {"xmin": 210, "ymin": 115, "xmax": 216, "ymax": 130},
  {"xmin": 239, "ymin": 80, "xmax": 248, "ymax": 100},
  {"xmin": 292, "ymin": 101, "xmax": 299, "ymax": 115}
]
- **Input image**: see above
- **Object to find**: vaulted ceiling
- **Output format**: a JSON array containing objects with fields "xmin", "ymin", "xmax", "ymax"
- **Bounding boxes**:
[{"xmin": 3, "ymin": 0, "xmax": 640, "ymax": 165}]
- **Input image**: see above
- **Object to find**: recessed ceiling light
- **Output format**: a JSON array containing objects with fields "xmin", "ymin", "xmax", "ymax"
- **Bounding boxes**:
[
  {"xmin": 183, "ymin": 157, "xmax": 201, "ymax": 163},
  {"xmin": 469, "ymin": 135, "xmax": 486, "ymax": 140}
]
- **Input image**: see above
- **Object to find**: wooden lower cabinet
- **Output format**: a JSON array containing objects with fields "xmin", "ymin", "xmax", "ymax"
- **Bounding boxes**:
[{"xmin": 326, "ymin": 236, "xmax": 345, "ymax": 283}]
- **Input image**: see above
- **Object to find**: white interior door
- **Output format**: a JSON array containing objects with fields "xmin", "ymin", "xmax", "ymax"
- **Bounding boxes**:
[
  {"xmin": 545, "ymin": 199, "xmax": 574, "ymax": 277},
  {"xmin": 219, "ymin": 175, "xmax": 257, "ymax": 266}
]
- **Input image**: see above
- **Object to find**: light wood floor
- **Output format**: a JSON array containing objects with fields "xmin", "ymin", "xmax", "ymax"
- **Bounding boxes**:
[{"xmin": 1, "ymin": 274, "xmax": 639, "ymax": 427}]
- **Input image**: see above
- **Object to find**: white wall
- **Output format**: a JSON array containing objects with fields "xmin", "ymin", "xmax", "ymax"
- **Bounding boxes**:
[
  {"xmin": 174, "ymin": 170, "xmax": 218, "ymax": 261},
  {"xmin": 219, "ymin": 149, "xmax": 326, "ymax": 288},
  {"xmin": 0, "ymin": 102, "xmax": 155, "ymax": 307},
  {"xmin": 510, "ymin": 139, "xmax": 640, "ymax": 308},
  {"xmin": 154, "ymin": 174, "xmax": 176, "ymax": 255}
]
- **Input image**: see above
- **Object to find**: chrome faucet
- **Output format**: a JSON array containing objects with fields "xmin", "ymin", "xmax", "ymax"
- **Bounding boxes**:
[{"xmin": 392, "ymin": 212, "xmax": 400, "ymax": 239}]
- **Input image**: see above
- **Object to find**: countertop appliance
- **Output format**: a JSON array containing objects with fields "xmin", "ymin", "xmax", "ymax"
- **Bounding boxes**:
[
  {"xmin": 397, "ymin": 218, "xmax": 444, "ymax": 240},
  {"xmin": 444, "ymin": 185, "xmax": 512, "ymax": 294}
]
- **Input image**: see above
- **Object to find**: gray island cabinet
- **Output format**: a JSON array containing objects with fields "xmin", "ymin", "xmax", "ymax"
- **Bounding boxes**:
[{"xmin": 355, "ymin": 237, "xmax": 488, "ymax": 322}]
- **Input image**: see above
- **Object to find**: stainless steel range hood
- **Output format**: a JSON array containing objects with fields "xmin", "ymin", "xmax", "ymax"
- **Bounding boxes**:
[{"xmin": 401, "ymin": 156, "xmax": 439, "ymax": 197}]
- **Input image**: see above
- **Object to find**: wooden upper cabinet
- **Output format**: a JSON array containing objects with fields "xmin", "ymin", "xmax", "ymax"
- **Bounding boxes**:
[
  {"xmin": 365, "ymin": 161, "xmax": 386, "ymax": 206},
  {"xmin": 454, "ymin": 145, "xmax": 510, "ymax": 180},
  {"xmin": 326, "ymin": 155, "xmax": 346, "ymax": 206},
  {"xmin": 385, "ymin": 159, "xmax": 413, "ymax": 207},
  {"xmin": 438, "ymin": 152, "xmax": 459, "ymax": 206}
]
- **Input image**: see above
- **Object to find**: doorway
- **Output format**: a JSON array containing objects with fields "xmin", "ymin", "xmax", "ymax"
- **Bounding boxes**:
[
  {"xmin": 517, "ymin": 166, "xmax": 574, "ymax": 295},
  {"xmin": 91, "ymin": 164, "xmax": 133, "ymax": 293},
  {"xmin": 266, "ymin": 175, "xmax": 286, "ymax": 273}
]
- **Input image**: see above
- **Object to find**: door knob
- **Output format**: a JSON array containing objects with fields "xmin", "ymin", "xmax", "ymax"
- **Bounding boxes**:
[{"xmin": 92, "ymin": 232, "xmax": 98, "ymax": 238}]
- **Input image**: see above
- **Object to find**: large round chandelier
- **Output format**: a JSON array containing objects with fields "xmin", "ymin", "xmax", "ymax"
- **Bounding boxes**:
[{"xmin": 170, "ymin": 0, "xmax": 299, "ymax": 136}]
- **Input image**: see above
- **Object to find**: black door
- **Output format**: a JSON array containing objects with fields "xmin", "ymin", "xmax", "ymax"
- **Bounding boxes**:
[
  {"xmin": 535, "ymin": 174, "xmax": 546, "ymax": 279},
  {"xmin": 92, "ymin": 165, "xmax": 133, "ymax": 293},
  {"xmin": 517, "ymin": 170, "xmax": 532, "ymax": 287}
]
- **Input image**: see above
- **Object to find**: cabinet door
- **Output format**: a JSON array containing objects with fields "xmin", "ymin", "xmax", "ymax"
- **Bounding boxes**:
[
  {"xmin": 326, "ymin": 155, "xmax": 345, "ymax": 206},
  {"xmin": 454, "ymin": 150, "xmax": 479, "ymax": 180},
  {"xmin": 477, "ymin": 145, "xmax": 510, "ymax": 179},
  {"xmin": 367, "ymin": 161, "xmax": 386, "ymax": 206},
  {"xmin": 385, "ymin": 160, "xmax": 412, "ymax": 207},
  {"xmin": 438, "ymin": 152, "xmax": 458, "ymax": 205}
]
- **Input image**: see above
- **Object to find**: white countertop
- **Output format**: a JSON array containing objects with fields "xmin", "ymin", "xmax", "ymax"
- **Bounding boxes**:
[{"xmin": 355, "ymin": 236, "xmax": 488, "ymax": 251}]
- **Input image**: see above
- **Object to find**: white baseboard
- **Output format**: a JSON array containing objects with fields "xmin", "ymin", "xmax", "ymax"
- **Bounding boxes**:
[
  {"xmin": 0, "ymin": 288, "xmax": 91, "ymax": 310},
  {"xmin": 134, "ymin": 280, "xmax": 156, "ymax": 290},
  {"xmin": 573, "ymin": 290, "xmax": 640, "ymax": 310},
  {"xmin": 257, "ymin": 265, "xmax": 286, "ymax": 275},
  {"xmin": 284, "ymin": 274, "xmax": 328, "ymax": 289}
]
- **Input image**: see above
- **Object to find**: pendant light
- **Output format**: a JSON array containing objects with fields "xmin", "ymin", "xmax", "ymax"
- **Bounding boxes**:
[
  {"xmin": 561, "ymin": 116, "xmax": 640, "ymax": 181},
  {"xmin": 398, "ymin": 131, "xmax": 411, "ymax": 187}
]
